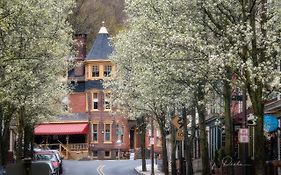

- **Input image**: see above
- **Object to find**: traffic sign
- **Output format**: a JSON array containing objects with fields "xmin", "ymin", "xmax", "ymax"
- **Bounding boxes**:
[
  {"xmin": 176, "ymin": 129, "xmax": 184, "ymax": 141},
  {"xmin": 238, "ymin": 128, "xmax": 249, "ymax": 143},
  {"xmin": 172, "ymin": 116, "xmax": 190, "ymax": 129},
  {"xmin": 150, "ymin": 138, "xmax": 154, "ymax": 145},
  {"xmin": 172, "ymin": 116, "xmax": 181, "ymax": 129}
]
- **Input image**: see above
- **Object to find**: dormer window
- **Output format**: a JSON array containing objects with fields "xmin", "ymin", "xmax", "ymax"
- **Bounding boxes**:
[
  {"xmin": 104, "ymin": 65, "xmax": 112, "ymax": 77},
  {"xmin": 85, "ymin": 63, "xmax": 115, "ymax": 80},
  {"xmin": 92, "ymin": 65, "xmax": 99, "ymax": 77}
]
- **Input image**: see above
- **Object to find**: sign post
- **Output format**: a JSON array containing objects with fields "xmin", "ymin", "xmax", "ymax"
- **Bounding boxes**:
[{"xmin": 176, "ymin": 129, "xmax": 184, "ymax": 141}]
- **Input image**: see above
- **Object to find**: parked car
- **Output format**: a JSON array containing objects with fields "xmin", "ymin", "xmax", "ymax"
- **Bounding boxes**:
[
  {"xmin": 0, "ymin": 166, "xmax": 6, "ymax": 175},
  {"xmin": 32, "ymin": 161, "xmax": 58, "ymax": 175},
  {"xmin": 34, "ymin": 151, "xmax": 61, "ymax": 174},
  {"xmin": 48, "ymin": 150, "xmax": 63, "ymax": 174}
]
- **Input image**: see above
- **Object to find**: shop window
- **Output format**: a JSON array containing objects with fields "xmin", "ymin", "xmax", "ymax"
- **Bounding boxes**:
[
  {"xmin": 105, "ymin": 151, "xmax": 111, "ymax": 158},
  {"xmin": 93, "ymin": 151, "xmax": 98, "ymax": 158}
]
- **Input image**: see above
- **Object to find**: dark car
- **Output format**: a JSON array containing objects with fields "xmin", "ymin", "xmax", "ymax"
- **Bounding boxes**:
[
  {"xmin": 34, "ymin": 151, "xmax": 61, "ymax": 174},
  {"xmin": 32, "ymin": 161, "xmax": 58, "ymax": 175},
  {"xmin": 0, "ymin": 166, "xmax": 6, "ymax": 175}
]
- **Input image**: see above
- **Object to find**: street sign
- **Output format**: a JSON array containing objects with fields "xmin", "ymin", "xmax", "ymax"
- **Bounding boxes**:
[
  {"xmin": 172, "ymin": 116, "xmax": 190, "ymax": 129},
  {"xmin": 264, "ymin": 114, "xmax": 278, "ymax": 132},
  {"xmin": 176, "ymin": 129, "xmax": 184, "ymax": 141},
  {"xmin": 172, "ymin": 116, "xmax": 181, "ymax": 129},
  {"xmin": 150, "ymin": 138, "xmax": 154, "ymax": 145},
  {"xmin": 238, "ymin": 128, "xmax": 249, "ymax": 143}
]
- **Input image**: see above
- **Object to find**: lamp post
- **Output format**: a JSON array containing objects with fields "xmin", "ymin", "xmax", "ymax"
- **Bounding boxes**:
[
  {"xmin": 116, "ymin": 139, "xmax": 122, "ymax": 160},
  {"xmin": 66, "ymin": 135, "xmax": 69, "ymax": 159}
]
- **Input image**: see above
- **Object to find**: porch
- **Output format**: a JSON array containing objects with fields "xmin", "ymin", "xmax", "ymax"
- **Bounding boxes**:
[{"xmin": 38, "ymin": 143, "xmax": 89, "ymax": 160}]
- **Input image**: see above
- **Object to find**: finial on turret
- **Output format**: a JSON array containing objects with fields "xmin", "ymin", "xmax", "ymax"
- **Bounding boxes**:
[{"xmin": 99, "ymin": 21, "xmax": 108, "ymax": 34}]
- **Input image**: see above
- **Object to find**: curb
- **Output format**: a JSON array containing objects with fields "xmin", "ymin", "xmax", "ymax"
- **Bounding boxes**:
[
  {"xmin": 135, "ymin": 165, "xmax": 164, "ymax": 175},
  {"xmin": 134, "ymin": 167, "xmax": 146, "ymax": 175}
]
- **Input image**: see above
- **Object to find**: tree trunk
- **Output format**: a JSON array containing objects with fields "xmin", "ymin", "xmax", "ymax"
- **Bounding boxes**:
[
  {"xmin": 247, "ymin": 0, "xmax": 266, "ymax": 173},
  {"xmin": 24, "ymin": 123, "xmax": 34, "ymax": 158},
  {"xmin": 16, "ymin": 107, "xmax": 25, "ymax": 162},
  {"xmin": 159, "ymin": 124, "xmax": 169, "ymax": 175},
  {"xmin": 151, "ymin": 118, "xmax": 155, "ymax": 175},
  {"xmin": 196, "ymin": 85, "xmax": 210, "ymax": 175},
  {"xmin": 138, "ymin": 116, "xmax": 147, "ymax": 172},
  {"xmin": 156, "ymin": 113, "xmax": 169, "ymax": 175},
  {"xmin": 0, "ymin": 104, "xmax": 13, "ymax": 166},
  {"xmin": 191, "ymin": 105, "xmax": 196, "ymax": 159},
  {"xmin": 171, "ymin": 122, "xmax": 177, "ymax": 175},
  {"xmin": 183, "ymin": 107, "xmax": 193, "ymax": 175},
  {"xmin": 248, "ymin": 86, "xmax": 265, "ymax": 175},
  {"xmin": 223, "ymin": 68, "xmax": 233, "ymax": 157}
]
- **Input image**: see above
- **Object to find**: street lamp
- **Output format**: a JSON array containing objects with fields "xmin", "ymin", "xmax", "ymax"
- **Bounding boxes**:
[{"xmin": 116, "ymin": 139, "xmax": 122, "ymax": 160}]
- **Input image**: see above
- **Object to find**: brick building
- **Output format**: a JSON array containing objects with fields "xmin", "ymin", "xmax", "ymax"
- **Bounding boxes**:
[{"xmin": 34, "ymin": 24, "xmax": 162, "ymax": 160}]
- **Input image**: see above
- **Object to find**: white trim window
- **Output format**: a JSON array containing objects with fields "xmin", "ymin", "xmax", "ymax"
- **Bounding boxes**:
[
  {"xmin": 104, "ymin": 92, "xmax": 111, "ymax": 110},
  {"xmin": 104, "ymin": 65, "xmax": 112, "ymax": 77},
  {"xmin": 92, "ymin": 124, "xmax": 98, "ymax": 142},
  {"xmin": 92, "ymin": 92, "xmax": 98, "ymax": 110},
  {"xmin": 92, "ymin": 65, "xmax": 99, "ymax": 77},
  {"xmin": 104, "ymin": 124, "xmax": 111, "ymax": 142},
  {"xmin": 116, "ymin": 124, "xmax": 124, "ymax": 143}
]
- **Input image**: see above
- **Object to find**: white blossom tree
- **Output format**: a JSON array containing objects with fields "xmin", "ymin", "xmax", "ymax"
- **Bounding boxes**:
[
  {"xmin": 0, "ymin": 0, "xmax": 74, "ymax": 162},
  {"xmin": 199, "ymin": 0, "xmax": 281, "ymax": 174},
  {"xmin": 106, "ymin": 0, "xmax": 214, "ymax": 174}
]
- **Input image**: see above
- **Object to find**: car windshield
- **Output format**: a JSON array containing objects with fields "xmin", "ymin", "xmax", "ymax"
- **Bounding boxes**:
[{"xmin": 35, "ymin": 154, "xmax": 57, "ymax": 161}]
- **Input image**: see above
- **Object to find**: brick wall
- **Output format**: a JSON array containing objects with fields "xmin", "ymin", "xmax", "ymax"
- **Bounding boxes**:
[
  {"xmin": 69, "ymin": 93, "xmax": 86, "ymax": 113},
  {"xmin": 73, "ymin": 34, "xmax": 87, "ymax": 60}
]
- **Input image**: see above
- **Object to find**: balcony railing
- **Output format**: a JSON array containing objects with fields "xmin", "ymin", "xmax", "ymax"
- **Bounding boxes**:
[
  {"xmin": 38, "ymin": 143, "xmax": 88, "ymax": 160},
  {"xmin": 67, "ymin": 143, "xmax": 88, "ymax": 151}
]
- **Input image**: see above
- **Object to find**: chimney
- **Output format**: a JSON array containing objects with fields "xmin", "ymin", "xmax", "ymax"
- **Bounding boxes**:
[
  {"xmin": 73, "ymin": 34, "xmax": 87, "ymax": 76},
  {"xmin": 74, "ymin": 33, "xmax": 87, "ymax": 60}
]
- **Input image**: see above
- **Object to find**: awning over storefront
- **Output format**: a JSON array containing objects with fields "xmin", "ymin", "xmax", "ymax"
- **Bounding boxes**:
[{"xmin": 34, "ymin": 123, "xmax": 88, "ymax": 135}]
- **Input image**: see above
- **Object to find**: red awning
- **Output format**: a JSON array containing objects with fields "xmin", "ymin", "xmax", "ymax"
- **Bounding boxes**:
[{"xmin": 34, "ymin": 123, "xmax": 88, "ymax": 135}]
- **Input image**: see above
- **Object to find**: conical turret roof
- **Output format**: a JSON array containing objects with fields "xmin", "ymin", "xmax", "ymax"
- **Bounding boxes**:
[{"xmin": 86, "ymin": 22, "xmax": 113, "ymax": 60}]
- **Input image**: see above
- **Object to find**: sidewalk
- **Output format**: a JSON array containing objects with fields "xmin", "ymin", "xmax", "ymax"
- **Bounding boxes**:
[{"xmin": 135, "ymin": 164, "xmax": 164, "ymax": 175}]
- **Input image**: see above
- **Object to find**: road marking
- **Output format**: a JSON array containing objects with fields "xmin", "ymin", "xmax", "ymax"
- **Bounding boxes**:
[{"xmin": 97, "ymin": 165, "xmax": 105, "ymax": 175}]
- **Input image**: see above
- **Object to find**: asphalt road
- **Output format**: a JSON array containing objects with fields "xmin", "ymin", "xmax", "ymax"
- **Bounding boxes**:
[{"xmin": 62, "ymin": 159, "xmax": 142, "ymax": 175}]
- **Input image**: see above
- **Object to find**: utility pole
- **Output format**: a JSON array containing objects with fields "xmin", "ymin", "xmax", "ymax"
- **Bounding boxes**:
[
  {"xmin": 178, "ymin": 141, "xmax": 183, "ymax": 175},
  {"xmin": 88, "ymin": 92, "xmax": 92, "ymax": 157},
  {"xmin": 183, "ymin": 107, "xmax": 193, "ymax": 175},
  {"xmin": 242, "ymin": 86, "xmax": 248, "ymax": 175}
]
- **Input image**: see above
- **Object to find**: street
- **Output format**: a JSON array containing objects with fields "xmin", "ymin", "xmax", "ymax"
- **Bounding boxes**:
[{"xmin": 62, "ymin": 159, "xmax": 142, "ymax": 175}]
